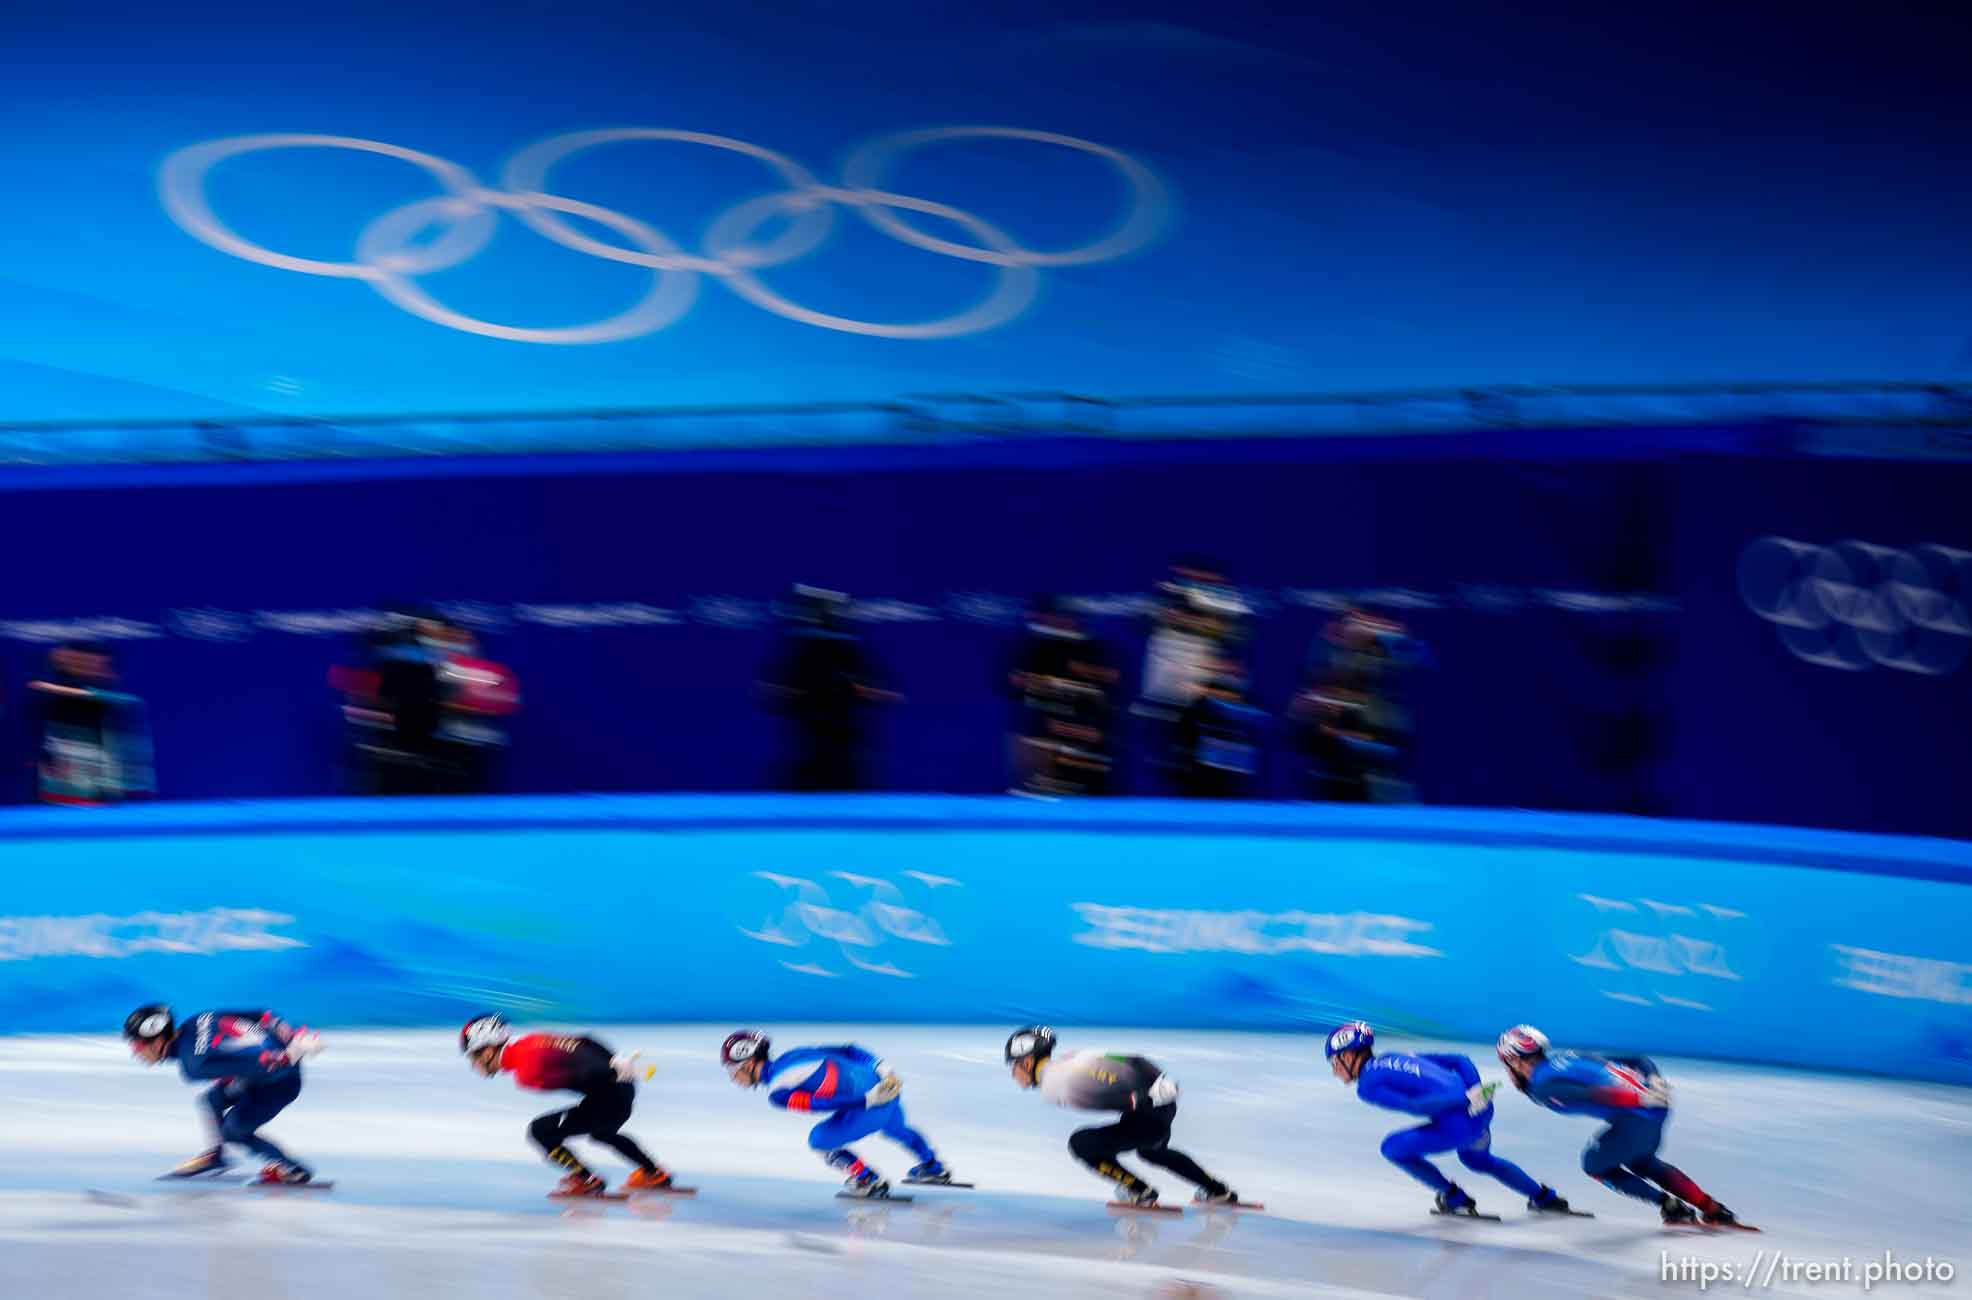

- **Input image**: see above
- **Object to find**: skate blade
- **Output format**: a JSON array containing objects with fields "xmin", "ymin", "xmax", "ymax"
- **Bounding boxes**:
[
  {"xmin": 1531, "ymin": 1207, "xmax": 1594, "ymax": 1218},
  {"xmin": 1196, "ymin": 1200, "xmax": 1264, "ymax": 1212},
  {"xmin": 549, "ymin": 1190, "xmax": 619, "ymax": 1200},
  {"xmin": 901, "ymin": 1178, "xmax": 974, "ymax": 1189},
  {"xmin": 1430, "ymin": 1208, "xmax": 1503, "ymax": 1221},
  {"xmin": 836, "ymin": 1191, "xmax": 912, "ymax": 1203},
  {"xmin": 1108, "ymin": 1201, "xmax": 1182, "ymax": 1215},
  {"xmin": 626, "ymin": 1185, "xmax": 697, "ymax": 1197},
  {"xmin": 246, "ymin": 1181, "xmax": 333, "ymax": 1191}
]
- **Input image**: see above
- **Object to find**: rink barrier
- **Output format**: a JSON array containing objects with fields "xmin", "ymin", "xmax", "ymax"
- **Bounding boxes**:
[{"xmin": 0, "ymin": 796, "xmax": 1967, "ymax": 1083}]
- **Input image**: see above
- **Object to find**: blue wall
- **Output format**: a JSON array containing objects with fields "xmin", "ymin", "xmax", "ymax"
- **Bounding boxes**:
[
  {"xmin": 2, "ymin": 797, "xmax": 1968, "ymax": 1084},
  {"xmin": 2, "ymin": 435, "xmax": 1967, "ymax": 837}
]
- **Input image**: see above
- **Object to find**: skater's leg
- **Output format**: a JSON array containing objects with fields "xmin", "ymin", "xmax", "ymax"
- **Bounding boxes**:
[
  {"xmin": 584, "ymin": 1082, "xmax": 661, "ymax": 1175},
  {"xmin": 877, "ymin": 1101, "xmax": 938, "ymax": 1164},
  {"xmin": 593, "ymin": 1131, "xmax": 659, "ymax": 1172},
  {"xmin": 217, "ymin": 1075, "xmax": 306, "ymax": 1170},
  {"xmin": 810, "ymin": 1106, "xmax": 888, "ymax": 1181},
  {"xmin": 1068, "ymin": 1118, "xmax": 1155, "ymax": 1197},
  {"xmin": 529, "ymin": 1106, "xmax": 597, "ymax": 1178},
  {"xmin": 1129, "ymin": 1103, "xmax": 1229, "ymax": 1196},
  {"xmin": 1380, "ymin": 1122, "xmax": 1458, "ymax": 1194},
  {"xmin": 1582, "ymin": 1119, "xmax": 1668, "ymax": 1204},
  {"xmin": 1455, "ymin": 1128, "xmax": 1543, "ymax": 1199},
  {"xmin": 198, "ymin": 1084, "xmax": 228, "ymax": 1150},
  {"xmin": 1628, "ymin": 1155, "xmax": 1718, "ymax": 1213}
]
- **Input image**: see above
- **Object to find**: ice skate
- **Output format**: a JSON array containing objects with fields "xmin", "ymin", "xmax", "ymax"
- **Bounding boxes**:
[
  {"xmin": 550, "ymin": 1172, "xmax": 606, "ymax": 1198},
  {"xmin": 1661, "ymin": 1196, "xmax": 1699, "ymax": 1226},
  {"xmin": 163, "ymin": 1148, "xmax": 232, "ymax": 1180}
]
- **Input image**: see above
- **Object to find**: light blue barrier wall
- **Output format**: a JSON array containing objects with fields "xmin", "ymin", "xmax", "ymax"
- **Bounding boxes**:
[{"xmin": 2, "ymin": 797, "xmax": 1968, "ymax": 1083}]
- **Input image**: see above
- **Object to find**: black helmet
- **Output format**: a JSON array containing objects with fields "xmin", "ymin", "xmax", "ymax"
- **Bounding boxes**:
[
  {"xmin": 124, "ymin": 1004, "xmax": 174, "ymax": 1043},
  {"xmin": 1005, "ymin": 1025, "xmax": 1057, "ymax": 1065}
]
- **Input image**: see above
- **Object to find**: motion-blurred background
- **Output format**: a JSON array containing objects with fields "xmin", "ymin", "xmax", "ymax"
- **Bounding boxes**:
[{"xmin": 1, "ymin": 0, "xmax": 1967, "ymax": 836}]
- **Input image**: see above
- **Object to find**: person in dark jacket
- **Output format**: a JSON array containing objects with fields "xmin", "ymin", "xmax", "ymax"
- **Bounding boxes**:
[{"xmin": 757, "ymin": 586, "xmax": 900, "ymax": 791}]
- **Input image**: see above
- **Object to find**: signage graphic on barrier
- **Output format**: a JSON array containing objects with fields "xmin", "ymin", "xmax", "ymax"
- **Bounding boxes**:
[
  {"xmin": 1069, "ymin": 905, "xmax": 1441, "ymax": 957},
  {"xmin": 0, "ymin": 909, "xmax": 305, "ymax": 962},
  {"xmin": 1570, "ymin": 895, "xmax": 1748, "ymax": 1013},
  {"xmin": 0, "ymin": 798, "xmax": 1966, "ymax": 1083},
  {"xmin": 1831, "ymin": 946, "xmax": 1972, "ymax": 1007},
  {"xmin": 738, "ymin": 869, "xmax": 961, "ymax": 979}
]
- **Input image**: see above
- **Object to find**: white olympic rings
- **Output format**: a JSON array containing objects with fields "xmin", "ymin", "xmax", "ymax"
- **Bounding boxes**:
[
  {"xmin": 156, "ymin": 125, "xmax": 1167, "ymax": 343},
  {"xmin": 1737, "ymin": 537, "xmax": 1972, "ymax": 675}
]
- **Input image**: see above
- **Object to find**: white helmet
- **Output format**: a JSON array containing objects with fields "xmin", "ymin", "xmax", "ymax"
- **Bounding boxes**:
[
  {"xmin": 460, "ymin": 1013, "xmax": 512, "ymax": 1055},
  {"xmin": 1496, "ymin": 1024, "xmax": 1550, "ymax": 1063}
]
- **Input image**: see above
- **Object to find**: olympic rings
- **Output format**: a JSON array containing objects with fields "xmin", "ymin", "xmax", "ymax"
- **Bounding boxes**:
[
  {"xmin": 1738, "ymin": 537, "xmax": 1972, "ymax": 675},
  {"xmin": 157, "ymin": 125, "xmax": 1167, "ymax": 343}
]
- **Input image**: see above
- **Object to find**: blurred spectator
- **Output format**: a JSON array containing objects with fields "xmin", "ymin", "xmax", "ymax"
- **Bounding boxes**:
[
  {"xmin": 1172, "ymin": 664, "xmax": 1268, "ymax": 798},
  {"xmin": 1132, "ymin": 559, "xmax": 1250, "ymax": 793},
  {"xmin": 430, "ymin": 622, "xmax": 521, "ymax": 794},
  {"xmin": 331, "ymin": 609, "xmax": 520, "ymax": 795},
  {"xmin": 1005, "ymin": 595, "xmax": 1119, "ymax": 797},
  {"xmin": 1289, "ymin": 605, "xmax": 1422, "ymax": 801},
  {"xmin": 757, "ymin": 586, "xmax": 900, "ymax": 791},
  {"xmin": 331, "ymin": 610, "xmax": 443, "ymax": 794},
  {"xmin": 22, "ymin": 641, "xmax": 153, "ymax": 805}
]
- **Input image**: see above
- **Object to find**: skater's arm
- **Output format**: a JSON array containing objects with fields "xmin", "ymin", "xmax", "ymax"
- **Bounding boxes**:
[
  {"xmin": 1359, "ymin": 1058, "xmax": 1467, "ymax": 1116},
  {"xmin": 1529, "ymin": 1069, "xmax": 1644, "ymax": 1111},
  {"xmin": 1593, "ymin": 1059, "xmax": 1669, "ymax": 1108},
  {"xmin": 768, "ymin": 1054, "xmax": 870, "ymax": 1112},
  {"xmin": 1418, "ymin": 1054, "xmax": 1481, "ymax": 1087},
  {"xmin": 175, "ymin": 1013, "xmax": 297, "ymax": 1081},
  {"xmin": 230, "ymin": 1010, "xmax": 323, "ymax": 1065},
  {"xmin": 562, "ymin": 1038, "xmax": 621, "ymax": 1093},
  {"xmin": 1116, "ymin": 1057, "xmax": 1177, "ymax": 1110},
  {"xmin": 1608, "ymin": 1055, "xmax": 1669, "ymax": 1102}
]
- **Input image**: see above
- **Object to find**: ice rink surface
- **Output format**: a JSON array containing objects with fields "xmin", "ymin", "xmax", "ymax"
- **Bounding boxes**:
[{"xmin": 0, "ymin": 1026, "xmax": 1966, "ymax": 1300}]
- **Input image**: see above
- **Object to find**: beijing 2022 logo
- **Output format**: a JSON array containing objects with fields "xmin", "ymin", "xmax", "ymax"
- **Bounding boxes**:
[
  {"xmin": 1737, "ymin": 537, "xmax": 1972, "ymax": 675},
  {"xmin": 157, "ymin": 126, "xmax": 1166, "ymax": 344},
  {"xmin": 738, "ymin": 869, "xmax": 960, "ymax": 979}
]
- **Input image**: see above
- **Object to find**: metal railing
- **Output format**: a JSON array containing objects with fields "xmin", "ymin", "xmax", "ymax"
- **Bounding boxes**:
[{"xmin": 0, "ymin": 381, "xmax": 1965, "ymax": 466}]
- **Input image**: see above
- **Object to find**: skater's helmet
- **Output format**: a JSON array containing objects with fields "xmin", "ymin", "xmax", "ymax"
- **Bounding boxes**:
[
  {"xmin": 1005, "ymin": 1025, "xmax": 1056, "ymax": 1065},
  {"xmin": 123, "ymin": 1003, "xmax": 174, "ymax": 1043},
  {"xmin": 460, "ymin": 1013, "xmax": 512, "ymax": 1055},
  {"xmin": 1324, "ymin": 1021, "xmax": 1373, "ymax": 1060},
  {"xmin": 721, "ymin": 1030, "xmax": 770, "ymax": 1068},
  {"xmin": 1496, "ymin": 1024, "xmax": 1549, "ymax": 1063}
]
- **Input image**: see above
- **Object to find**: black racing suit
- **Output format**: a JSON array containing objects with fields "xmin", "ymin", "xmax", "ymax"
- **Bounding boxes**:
[{"xmin": 1037, "ymin": 1049, "xmax": 1227, "ymax": 1198}]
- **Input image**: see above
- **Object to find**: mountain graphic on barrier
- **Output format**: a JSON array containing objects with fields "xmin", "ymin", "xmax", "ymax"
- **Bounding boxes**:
[{"xmin": 0, "ymin": 971, "xmax": 167, "ymax": 1035}]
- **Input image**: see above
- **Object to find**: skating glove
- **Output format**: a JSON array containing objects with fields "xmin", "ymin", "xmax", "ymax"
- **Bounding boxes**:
[
  {"xmin": 1466, "ymin": 1081, "xmax": 1500, "ymax": 1115},
  {"xmin": 864, "ymin": 1073, "xmax": 903, "ymax": 1106},
  {"xmin": 611, "ymin": 1052, "xmax": 654, "ymax": 1082},
  {"xmin": 282, "ymin": 1030, "xmax": 324, "ymax": 1064}
]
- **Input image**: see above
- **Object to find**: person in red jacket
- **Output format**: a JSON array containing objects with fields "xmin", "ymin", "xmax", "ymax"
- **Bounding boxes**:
[{"xmin": 461, "ymin": 1013, "xmax": 671, "ymax": 1197}]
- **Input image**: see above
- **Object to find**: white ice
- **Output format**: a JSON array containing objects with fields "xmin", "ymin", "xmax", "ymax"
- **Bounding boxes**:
[{"xmin": 0, "ymin": 1027, "xmax": 1966, "ymax": 1300}]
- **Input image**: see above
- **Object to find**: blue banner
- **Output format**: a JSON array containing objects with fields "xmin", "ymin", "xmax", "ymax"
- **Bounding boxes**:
[
  {"xmin": 4, "ymin": 2, "xmax": 1969, "ymax": 420},
  {"xmin": 3, "ymin": 797, "xmax": 1967, "ymax": 1084}
]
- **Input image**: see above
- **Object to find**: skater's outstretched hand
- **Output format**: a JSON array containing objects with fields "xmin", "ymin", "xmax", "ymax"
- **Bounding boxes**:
[
  {"xmin": 283, "ymin": 1030, "xmax": 324, "ymax": 1064},
  {"xmin": 864, "ymin": 1073, "xmax": 903, "ymax": 1106},
  {"xmin": 611, "ymin": 1052, "xmax": 654, "ymax": 1082}
]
